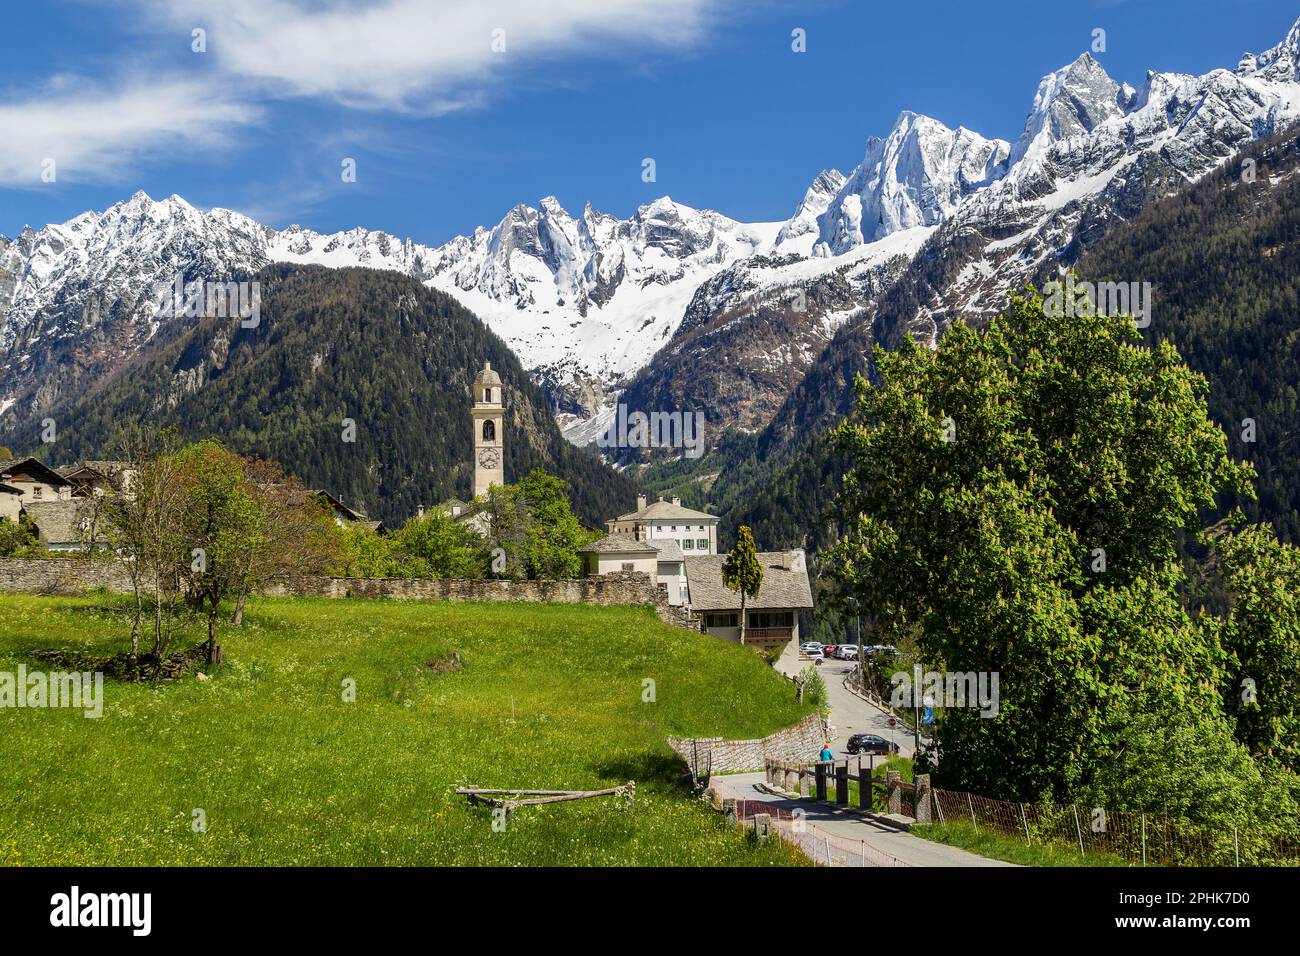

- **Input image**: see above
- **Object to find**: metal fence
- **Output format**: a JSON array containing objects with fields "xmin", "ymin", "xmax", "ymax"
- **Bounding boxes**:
[{"xmin": 931, "ymin": 787, "xmax": 1300, "ymax": 866}]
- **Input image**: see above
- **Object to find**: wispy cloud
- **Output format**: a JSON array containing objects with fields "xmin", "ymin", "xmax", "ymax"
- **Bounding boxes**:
[
  {"xmin": 149, "ymin": 0, "xmax": 721, "ymax": 111},
  {"xmin": 0, "ymin": 0, "xmax": 721, "ymax": 187},
  {"xmin": 0, "ymin": 74, "xmax": 258, "ymax": 186}
]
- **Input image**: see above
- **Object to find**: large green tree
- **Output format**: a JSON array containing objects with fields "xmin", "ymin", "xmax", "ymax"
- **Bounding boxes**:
[
  {"xmin": 480, "ymin": 469, "xmax": 591, "ymax": 580},
  {"xmin": 1210, "ymin": 521, "xmax": 1300, "ymax": 773},
  {"xmin": 827, "ymin": 284, "xmax": 1254, "ymax": 803},
  {"xmin": 389, "ymin": 510, "xmax": 488, "ymax": 579}
]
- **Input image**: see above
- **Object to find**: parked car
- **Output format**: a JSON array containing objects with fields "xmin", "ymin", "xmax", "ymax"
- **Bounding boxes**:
[
  {"xmin": 846, "ymin": 733, "xmax": 899, "ymax": 756},
  {"xmin": 836, "ymin": 644, "xmax": 860, "ymax": 660},
  {"xmin": 800, "ymin": 642, "xmax": 823, "ymax": 655},
  {"xmin": 822, "ymin": 644, "xmax": 837, "ymax": 657},
  {"xmin": 805, "ymin": 650, "xmax": 825, "ymax": 664}
]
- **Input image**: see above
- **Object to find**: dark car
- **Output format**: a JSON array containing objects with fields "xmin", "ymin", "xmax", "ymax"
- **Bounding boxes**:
[{"xmin": 846, "ymin": 733, "xmax": 899, "ymax": 756}]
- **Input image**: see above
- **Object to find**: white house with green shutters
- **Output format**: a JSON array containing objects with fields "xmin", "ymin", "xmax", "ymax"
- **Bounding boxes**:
[{"xmin": 604, "ymin": 494, "xmax": 718, "ymax": 556}]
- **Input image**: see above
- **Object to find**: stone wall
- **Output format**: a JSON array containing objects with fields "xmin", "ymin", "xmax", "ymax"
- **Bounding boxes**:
[
  {"xmin": 260, "ymin": 571, "xmax": 659, "ymax": 607},
  {"xmin": 666, "ymin": 712, "xmax": 825, "ymax": 774},
  {"xmin": 0, "ymin": 557, "xmax": 137, "ymax": 595},
  {"xmin": 0, "ymin": 558, "xmax": 662, "ymax": 610}
]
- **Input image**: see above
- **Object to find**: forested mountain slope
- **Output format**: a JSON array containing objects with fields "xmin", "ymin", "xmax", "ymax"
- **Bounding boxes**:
[
  {"xmin": 1, "ymin": 265, "xmax": 638, "ymax": 525},
  {"xmin": 1080, "ymin": 127, "xmax": 1300, "ymax": 541}
]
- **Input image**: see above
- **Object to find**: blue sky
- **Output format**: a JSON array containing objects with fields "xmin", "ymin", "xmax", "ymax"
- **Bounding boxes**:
[{"xmin": 1, "ymin": 0, "xmax": 1298, "ymax": 244}]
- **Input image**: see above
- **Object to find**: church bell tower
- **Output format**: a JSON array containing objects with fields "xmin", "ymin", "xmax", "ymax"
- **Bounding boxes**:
[{"xmin": 472, "ymin": 362, "xmax": 505, "ymax": 498}]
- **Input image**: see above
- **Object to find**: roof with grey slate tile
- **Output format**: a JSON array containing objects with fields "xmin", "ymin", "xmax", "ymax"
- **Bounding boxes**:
[
  {"xmin": 579, "ymin": 533, "xmax": 658, "ymax": 555},
  {"xmin": 684, "ymin": 552, "xmax": 814, "ymax": 611}
]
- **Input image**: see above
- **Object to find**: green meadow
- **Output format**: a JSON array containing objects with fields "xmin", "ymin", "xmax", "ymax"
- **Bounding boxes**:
[{"xmin": 0, "ymin": 594, "xmax": 809, "ymax": 866}]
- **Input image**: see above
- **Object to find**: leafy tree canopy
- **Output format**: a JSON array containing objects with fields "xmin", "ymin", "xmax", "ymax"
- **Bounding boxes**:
[{"xmin": 828, "ymin": 285, "xmax": 1256, "ymax": 804}]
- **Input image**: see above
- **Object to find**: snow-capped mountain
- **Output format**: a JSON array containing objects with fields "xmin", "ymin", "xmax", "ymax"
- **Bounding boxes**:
[
  {"xmin": 814, "ymin": 112, "xmax": 1009, "ymax": 256},
  {"xmin": 753, "ymin": 17, "xmax": 1300, "ymax": 464},
  {"xmin": 418, "ymin": 196, "xmax": 785, "ymax": 419},
  {"xmin": 4, "ymin": 17, "xmax": 1300, "ymax": 456}
]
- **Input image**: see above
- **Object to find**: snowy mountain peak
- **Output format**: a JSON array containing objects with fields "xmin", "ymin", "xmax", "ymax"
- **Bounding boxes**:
[
  {"xmin": 814, "ymin": 111, "xmax": 1009, "ymax": 255},
  {"xmin": 6, "ymin": 15, "xmax": 1300, "ymax": 447},
  {"xmin": 775, "ymin": 169, "xmax": 846, "ymax": 249},
  {"xmin": 1010, "ymin": 52, "xmax": 1123, "ymax": 168},
  {"xmin": 1249, "ymin": 16, "xmax": 1300, "ymax": 80}
]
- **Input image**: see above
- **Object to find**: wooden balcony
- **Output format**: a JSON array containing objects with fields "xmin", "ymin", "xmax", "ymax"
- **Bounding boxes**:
[{"xmin": 744, "ymin": 627, "xmax": 793, "ymax": 643}]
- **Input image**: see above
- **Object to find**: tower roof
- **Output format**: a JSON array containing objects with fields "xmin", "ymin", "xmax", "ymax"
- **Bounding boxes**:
[{"xmin": 474, "ymin": 362, "xmax": 502, "ymax": 386}]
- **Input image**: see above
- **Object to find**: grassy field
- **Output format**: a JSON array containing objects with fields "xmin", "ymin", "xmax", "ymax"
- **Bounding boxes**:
[
  {"xmin": 0, "ymin": 593, "xmax": 811, "ymax": 866},
  {"xmin": 911, "ymin": 821, "xmax": 1131, "ymax": 867}
]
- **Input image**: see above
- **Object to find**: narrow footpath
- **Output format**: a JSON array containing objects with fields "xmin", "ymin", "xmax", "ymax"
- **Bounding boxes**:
[{"xmin": 713, "ymin": 771, "xmax": 1016, "ymax": 867}]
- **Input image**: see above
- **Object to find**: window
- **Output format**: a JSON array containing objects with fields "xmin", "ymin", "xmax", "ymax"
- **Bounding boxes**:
[
  {"xmin": 682, "ymin": 539, "xmax": 694, "ymax": 550},
  {"xmin": 705, "ymin": 613, "xmax": 738, "ymax": 628},
  {"xmin": 32, "ymin": 486, "xmax": 42, "ymax": 499},
  {"xmin": 697, "ymin": 538, "xmax": 708, "ymax": 550},
  {"xmin": 749, "ymin": 611, "xmax": 793, "ymax": 629},
  {"xmin": 482, "ymin": 419, "xmax": 495, "ymax": 441},
  {"xmin": 621, "ymin": 562, "xmax": 635, "ymax": 572}
]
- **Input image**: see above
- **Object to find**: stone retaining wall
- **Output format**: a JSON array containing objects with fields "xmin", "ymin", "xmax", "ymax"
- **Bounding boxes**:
[
  {"xmin": 0, "ymin": 557, "xmax": 137, "ymax": 594},
  {"xmin": 0, "ymin": 558, "xmax": 661, "ymax": 609},
  {"xmin": 666, "ymin": 712, "xmax": 825, "ymax": 774}
]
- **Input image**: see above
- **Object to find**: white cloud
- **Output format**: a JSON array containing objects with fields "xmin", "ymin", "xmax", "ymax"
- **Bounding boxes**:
[
  {"xmin": 0, "ymin": 75, "xmax": 258, "ymax": 185},
  {"xmin": 151, "ymin": 0, "xmax": 720, "ymax": 110},
  {"xmin": 0, "ymin": 0, "xmax": 719, "ymax": 187}
]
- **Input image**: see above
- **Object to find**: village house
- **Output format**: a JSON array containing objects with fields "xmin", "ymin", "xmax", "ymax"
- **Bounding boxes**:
[
  {"xmin": 0, "ymin": 457, "xmax": 76, "ymax": 503},
  {"xmin": 578, "ymin": 533, "xmax": 658, "ymax": 579},
  {"xmin": 58, "ymin": 460, "xmax": 136, "ymax": 498},
  {"xmin": 683, "ymin": 549, "xmax": 814, "ymax": 652},
  {"xmin": 312, "ymin": 490, "xmax": 386, "ymax": 534},
  {"xmin": 605, "ymin": 494, "xmax": 719, "ymax": 555},
  {"xmin": 583, "ymin": 482, "xmax": 815, "ymax": 639},
  {"xmin": 0, "ymin": 455, "xmax": 369, "ymax": 552}
]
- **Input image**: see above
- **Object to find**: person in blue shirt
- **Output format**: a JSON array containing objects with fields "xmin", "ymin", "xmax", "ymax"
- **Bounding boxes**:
[{"xmin": 819, "ymin": 744, "xmax": 834, "ymax": 762}]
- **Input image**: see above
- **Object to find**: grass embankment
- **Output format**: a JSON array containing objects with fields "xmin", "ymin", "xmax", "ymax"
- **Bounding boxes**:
[
  {"xmin": 912, "ymin": 821, "xmax": 1131, "ymax": 867},
  {"xmin": 0, "ymin": 594, "xmax": 810, "ymax": 866}
]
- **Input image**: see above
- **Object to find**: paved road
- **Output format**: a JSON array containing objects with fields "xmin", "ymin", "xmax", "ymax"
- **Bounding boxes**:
[
  {"xmin": 714, "ymin": 772, "xmax": 1015, "ymax": 867},
  {"xmin": 777, "ymin": 646, "xmax": 919, "ymax": 758}
]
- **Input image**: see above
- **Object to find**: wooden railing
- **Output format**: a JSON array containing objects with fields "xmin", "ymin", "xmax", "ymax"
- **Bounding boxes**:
[{"xmin": 745, "ymin": 627, "xmax": 793, "ymax": 642}]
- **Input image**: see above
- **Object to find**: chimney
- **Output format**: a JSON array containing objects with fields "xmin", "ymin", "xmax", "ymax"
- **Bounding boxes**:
[
  {"xmin": 788, "ymin": 548, "xmax": 806, "ymax": 573},
  {"xmin": 671, "ymin": 496, "xmax": 681, "ymax": 506},
  {"xmin": 636, "ymin": 493, "xmax": 647, "ymax": 511}
]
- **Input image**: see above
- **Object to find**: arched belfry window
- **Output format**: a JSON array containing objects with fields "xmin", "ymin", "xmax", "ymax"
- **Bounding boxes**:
[
  {"xmin": 483, "ymin": 420, "xmax": 495, "ymax": 442},
  {"xmin": 483, "ymin": 387, "xmax": 493, "ymax": 403}
]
